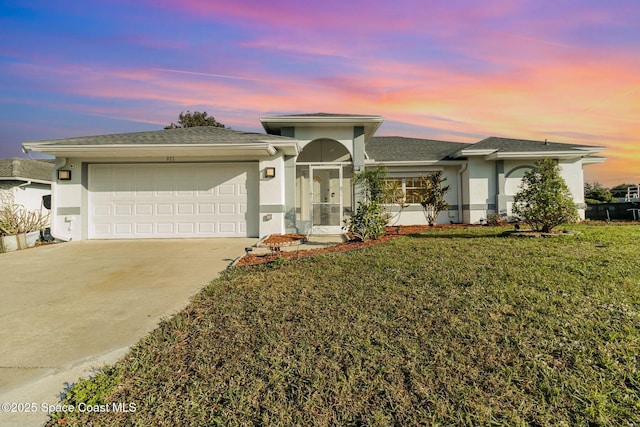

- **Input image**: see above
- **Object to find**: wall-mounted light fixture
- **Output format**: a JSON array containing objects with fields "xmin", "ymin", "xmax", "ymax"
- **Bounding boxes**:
[
  {"xmin": 58, "ymin": 170, "xmax": 72, "ymax": 181},
  {"xmin": 265, "ymin": 167, "xmax": 276, "ymax": 178}
]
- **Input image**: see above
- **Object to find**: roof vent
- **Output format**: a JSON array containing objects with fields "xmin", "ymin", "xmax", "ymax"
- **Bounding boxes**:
[{"xmin": 544, "ymin": 138, "xmax": 549, "ymax": 145}]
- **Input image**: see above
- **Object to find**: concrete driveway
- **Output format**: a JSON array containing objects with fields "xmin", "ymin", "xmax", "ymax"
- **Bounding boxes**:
[{"xmin": 0, "ymin": 238, "xmax": 255, "ymax": 426}]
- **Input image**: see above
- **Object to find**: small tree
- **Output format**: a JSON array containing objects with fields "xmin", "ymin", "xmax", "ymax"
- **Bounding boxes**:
[
  {"xmin": 416, "ymin": 172, "xmax": 450, "ymax": 226},
  {"xmin": 513, "ymin": 158, "xmax": 579, "ymax": 233},
  {"xmin": 345, "ymin": 166, "xmax": 388, "ymax": 241},
  {"xmin": 165, "ymin": 111, "xmax": 226, "ymax": 129}
]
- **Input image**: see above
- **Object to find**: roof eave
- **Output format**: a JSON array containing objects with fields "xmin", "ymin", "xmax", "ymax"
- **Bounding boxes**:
[
  {"xmin": 23, "ymin": 143, "xmax": 283, "ymax": 158},
  {"xmin": 484, "ymin": 151, "xmax": 602, "ymax": 160},
  {"xmin": 0, "ymin": 176, "xmax": 52, "ymax": 184},
  {"xmin": 260, "ymin": 115, "xmax": 384, "ymax": 141},
  {"xmin": 365, "ymin": 159, "xmax": 467, "ymax": 166},
  {"xmin": 452, "ymin": 149, "xmax": 496, "ymax": 158}
]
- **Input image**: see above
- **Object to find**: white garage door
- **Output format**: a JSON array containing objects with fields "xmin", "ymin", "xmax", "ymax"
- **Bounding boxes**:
[{"xmin": 89, "ymin": 163, "xmax": 255, "ymax": 238}]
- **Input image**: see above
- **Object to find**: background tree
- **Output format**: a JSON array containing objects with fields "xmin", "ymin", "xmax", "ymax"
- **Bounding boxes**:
[
  {"xmin": 416, "ymin": 172, "xmax": 450, "ymax": 226},
  {"xmin": 513, "ymin": 158, "xmax": 579, "ymax": 233},
  {"xmin": 165, "ymin": 111, "xmax": 226, "ymax": 129},
  {"xmin": 610, "ymin": 183, "xmax": 638, "ymax": 200},
  {"xmin": 584, "ymin": 182, "xmax": 615, "ymax": 204}
]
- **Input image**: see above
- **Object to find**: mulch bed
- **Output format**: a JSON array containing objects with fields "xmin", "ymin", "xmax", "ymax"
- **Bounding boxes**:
[
  {"xmin": 260, "ymin": 233, "xmax": 307, "ymax": 245},
  {"xmin": 235, "ymin": 224, "xmax": 477, "ymax": 267}
]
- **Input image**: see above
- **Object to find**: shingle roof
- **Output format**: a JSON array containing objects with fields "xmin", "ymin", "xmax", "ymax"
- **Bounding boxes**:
[
  {"xmin": 469, "ymin": 137, "xmax": 600, "ymax": 153},
  {"xmin": 0, "ymin": 158, "xmax": 54, "ymax": 182},
  {"xmin": 24, "ymin": 126, "xmax": 295, "ymax": 147},
  {"xmin": 367, "ymin": 136, "xmax": 469, "ymax": 161}
]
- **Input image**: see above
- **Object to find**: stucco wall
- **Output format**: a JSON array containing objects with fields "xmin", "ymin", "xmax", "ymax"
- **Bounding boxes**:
[
  {"xmin": 49, "ymin": 158, "xmax": 84, "ymax": 240},
  {"xmin": 465, "ymin": 158, "xmax": 496, "ymax": 223},
  {"xmin": 559, "ymin": 159, "xmax": 586, "ymax": 219},
  {"xmin": 14, "ymin": 182, "xmax": 51, "ymax": 213},
  {"xmin": 258, "ymin": 156, "xmax": 286, "ymax": 236}
]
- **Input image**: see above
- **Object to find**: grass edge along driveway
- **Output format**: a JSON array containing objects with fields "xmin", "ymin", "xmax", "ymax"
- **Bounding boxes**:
[{"xmin": 48, "ymin": 225, "xmax": 640, "ymax": 427}]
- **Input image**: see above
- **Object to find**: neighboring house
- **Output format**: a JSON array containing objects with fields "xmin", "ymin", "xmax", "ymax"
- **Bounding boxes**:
[
  {"xmin": 0, "ymin": 158, "xmax": 53, "ymax": 212},
  {"xmin": 22, "ymin": 113, "xmax": 605, "ymax": 240}
]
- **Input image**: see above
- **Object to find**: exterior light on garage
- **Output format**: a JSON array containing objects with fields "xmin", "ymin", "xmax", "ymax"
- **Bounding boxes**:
[
  {"xmin": 58, "ymin": 170, "xmax": 72, "ymax": 181},
  {"xmin": 265, "ymin": 167, "xmax": 276, "ymax": 178}
]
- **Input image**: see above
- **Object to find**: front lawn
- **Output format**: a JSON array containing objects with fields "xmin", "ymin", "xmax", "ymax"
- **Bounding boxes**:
[{"xmin": 49, "ymin": 225, "xmax": 640, "ymax": 426}]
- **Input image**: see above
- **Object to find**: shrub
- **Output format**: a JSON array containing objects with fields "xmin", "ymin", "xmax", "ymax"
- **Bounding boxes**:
[
  {"xmin": 415, "ymin": 172, "xmax": 450, "ymax": 226},
  {"xmin": 513, "ymin": 158, "xmax": 579, "ymax": 233},
  {"xmin": 0, "ymin": 204, "xmax": 49, "ymax": 236},
  {"xmin": 346, "ymin": 166, "xmax": 389, "ymax": 241},
  {"xmin": 344, "ymin": 201, "xmax": 386, "ymax": 241}
]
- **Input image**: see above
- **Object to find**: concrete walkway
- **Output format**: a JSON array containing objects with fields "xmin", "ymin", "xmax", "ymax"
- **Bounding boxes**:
[{"xmin": 0, "ymin": 238, "xmax": 254, "ymax": 427}]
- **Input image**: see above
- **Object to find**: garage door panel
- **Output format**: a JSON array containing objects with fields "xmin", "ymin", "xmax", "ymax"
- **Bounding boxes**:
[
  {"xmin": 115, "ymin": 204, "xmax": 132, "ymax": 216},
  {"xmin": 157, "ymin": 223, "xmax": 174, "ymax": 234},
  {"xmin": 218, "ymin": 203, "xmax": 236, "ymax": 214},
  {"xmin": 198, "ymin": 203, "xmax": 214, "ymax": 214},
  {"xmin": 115, "ymin": 223, "xmax": 133, "ymax": 235},
  {"xmin": 89, "ymin": 164, "xmax": 254, "ymax": 238},
  {"xmin": 177, "ymin": 203, "xmax": 194, "ymax": 215},
  {"xmin": 219, "ymin": 222, "xmax": 236, "ymax": 233},
  {"xmin": 177, "ymin": 223, "xmax": 194, "ymax": 234},
  {"xmin": 156, "ymin": 204, "xmax": 173, "ymax": 215},
  {"xmin": 199, "ymin": 223, "xmax": 215, "ymax": 233},
  {"xmin": 136, "ymin": 223, "xmax": 153, "ymax": 234},
  {"xmin": 135, "ymin": 204, "xmax": 153, "ymax": 215}
]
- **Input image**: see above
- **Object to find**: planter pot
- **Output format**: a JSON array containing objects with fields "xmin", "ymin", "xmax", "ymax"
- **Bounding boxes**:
[
  {"xmin": 26, "ymin": 231, "xmax": 40, "ymax": 248},
  {"xmin": 1, "ymin": 233, "xmax": 28, "ymax": 252}
]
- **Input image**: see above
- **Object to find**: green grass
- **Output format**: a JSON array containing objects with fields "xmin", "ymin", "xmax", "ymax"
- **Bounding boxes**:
[{"xmin": 48, "ymin": 225, "xmax": 640, "ymax": 426}]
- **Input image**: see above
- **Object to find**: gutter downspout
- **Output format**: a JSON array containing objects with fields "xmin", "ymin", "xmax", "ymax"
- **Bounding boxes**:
[
  {"xmin": 17, "ymin": 180, "xmax": 32, "ymax": 188},
  {"xmin": 50, "ymin": 157, "xmax": 71, "ymax": 242},
  {"xmin": 457, "ymin": 162, "xmax": 468, "ymax": 224}
]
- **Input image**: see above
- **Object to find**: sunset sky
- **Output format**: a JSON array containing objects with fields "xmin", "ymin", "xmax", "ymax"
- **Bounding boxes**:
[{"xmin": 1, "ymin": 0, "xmax": 638, "ymax": 186}]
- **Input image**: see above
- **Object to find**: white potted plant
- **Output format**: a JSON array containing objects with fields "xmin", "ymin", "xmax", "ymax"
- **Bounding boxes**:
[{"xmin": 0, "ymin": 204, "xmax": 50, "ymax": 252}]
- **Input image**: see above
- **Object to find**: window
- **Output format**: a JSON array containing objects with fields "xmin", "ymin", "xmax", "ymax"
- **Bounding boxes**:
[
  {"xmin": 383, "ymin": 177, "xmax": 427, "ymax": 204},
  {"xmin": 404, "ymin": 177, "xmax": 427, "ymax": 203}
]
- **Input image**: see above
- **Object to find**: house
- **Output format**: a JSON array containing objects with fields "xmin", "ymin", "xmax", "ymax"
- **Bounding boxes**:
[
  {"xmin": 21, "ymin": 113, "xmax": 605, "ymax": 241},
  {"xmin": 0, "ymin": 158, "xmax": 53, "ymax": 212}
]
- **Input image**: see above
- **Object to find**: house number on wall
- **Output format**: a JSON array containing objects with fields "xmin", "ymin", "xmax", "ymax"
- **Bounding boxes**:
[{"xmin": 166, "ymin": 156, "xmax": 175, "ymax": 162}]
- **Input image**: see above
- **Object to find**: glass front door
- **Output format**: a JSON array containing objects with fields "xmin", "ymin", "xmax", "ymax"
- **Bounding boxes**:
[{"xmin": 310, "ymin": 166, "xmax": 342, "ymax": 234}]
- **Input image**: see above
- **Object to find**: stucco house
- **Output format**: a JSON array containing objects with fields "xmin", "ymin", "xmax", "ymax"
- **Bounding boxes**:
[
  {"xmin": 0, "ymin": 158, "xmax": 53, "ymax": 212},
  {"xmin": 22, "ymin": 113, "xmax": 605, "ymax": 241}
]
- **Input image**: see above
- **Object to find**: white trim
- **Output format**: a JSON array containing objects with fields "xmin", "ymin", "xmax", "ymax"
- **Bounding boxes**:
[
  {"xmin": 485, "ymin": 151, "xmax": 598, "ymax": 160},
  {"xmin": 454, "ymin": 148, "xmax": 496, "ymax": 157},
  {"xmin": 366, "ymin": 160, "xmax": 466, "ymax": 166},
  {"xmin": 0, "ymin": 176, "xmax": 52, "ymax": 185}
]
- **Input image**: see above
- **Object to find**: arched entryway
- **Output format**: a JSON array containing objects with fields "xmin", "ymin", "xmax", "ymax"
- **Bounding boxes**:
[{"xmin": 296, "ymin": 139, "xmax": 353, "ymax": 234}]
